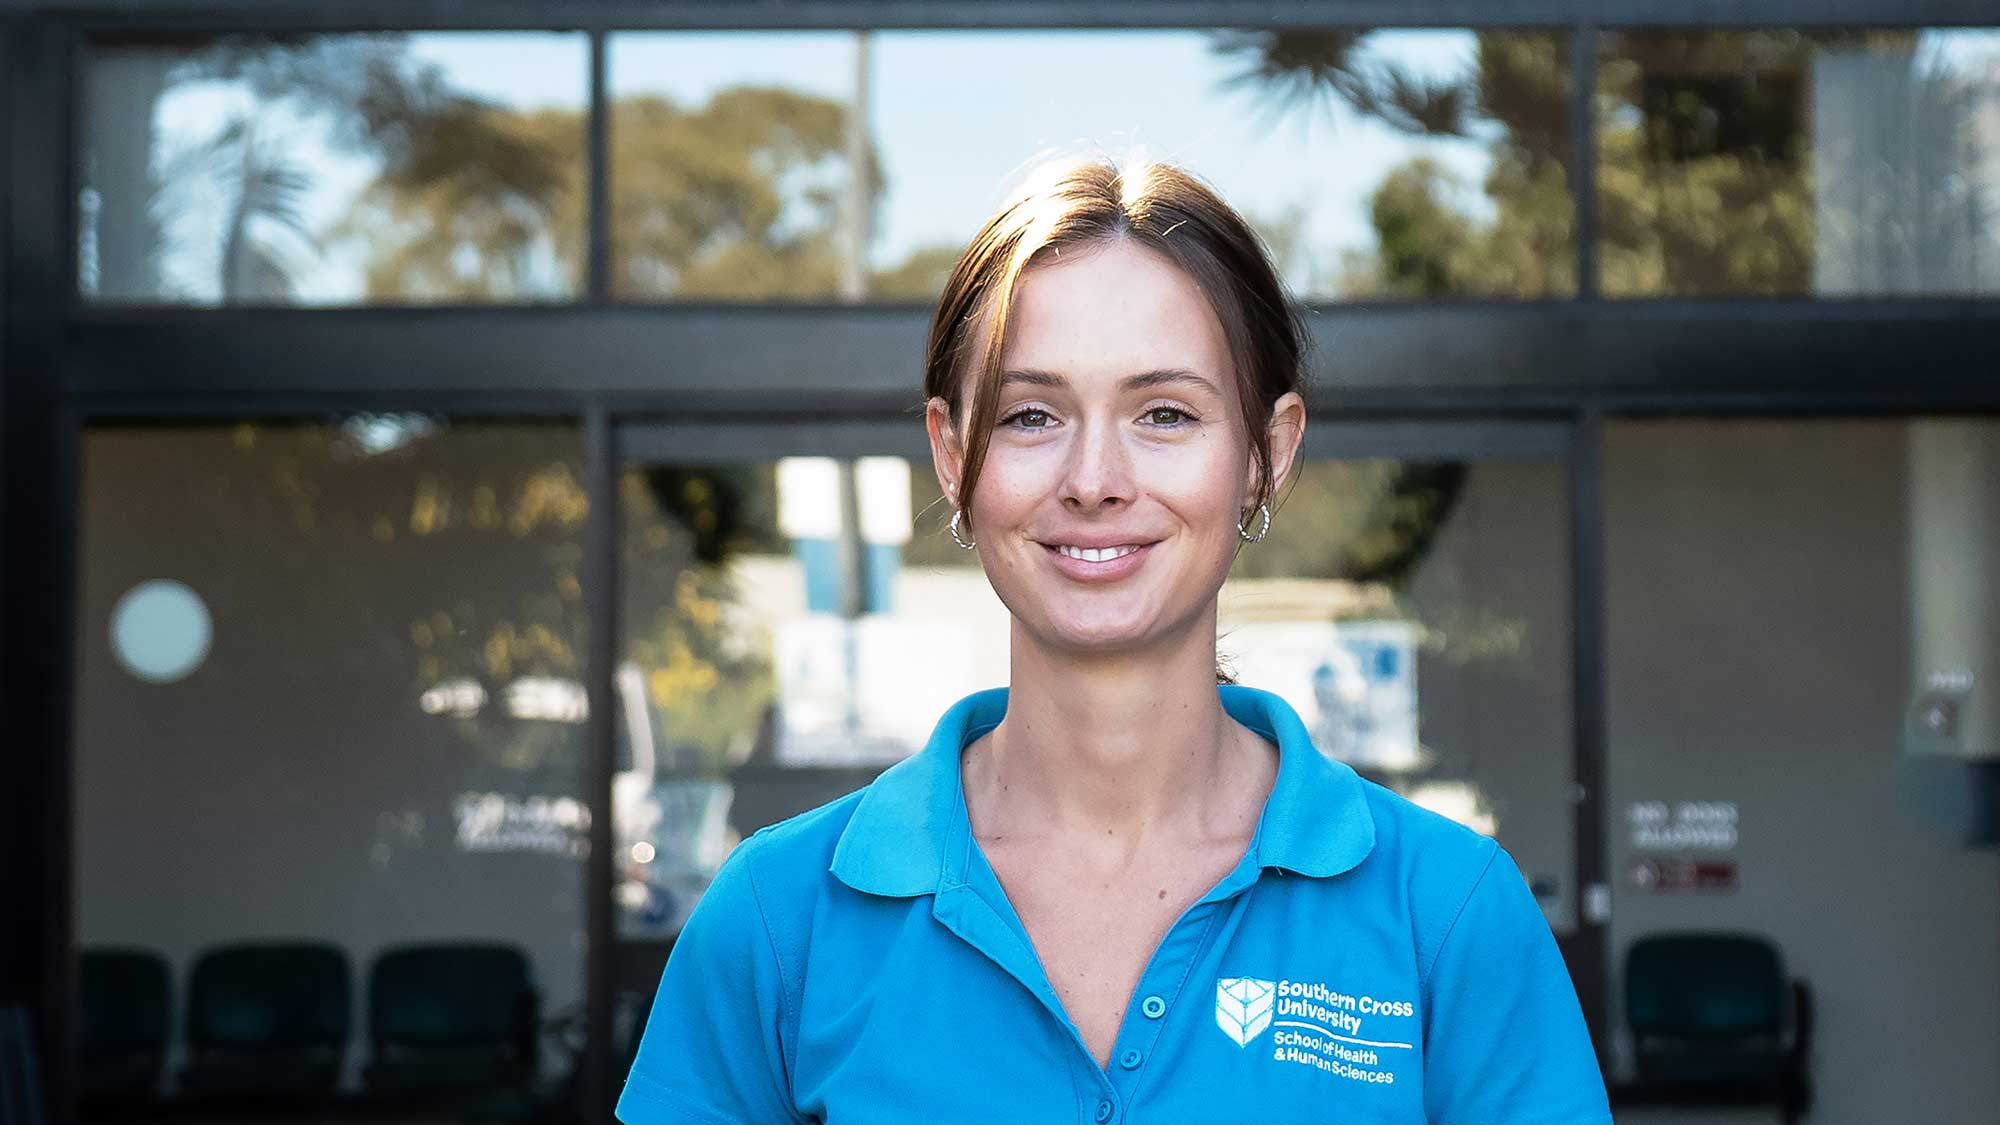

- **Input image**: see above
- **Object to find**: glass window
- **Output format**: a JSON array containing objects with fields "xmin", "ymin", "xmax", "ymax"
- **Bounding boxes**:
[
  {"xmin": 1597, "ymin": 28, "xmax": 2000, "ymax": 296},
  {"xmin": 1603, "ymin": 417, "xmax": 2000, "ymax": 1112},
  {"xmin": 72, "ymin": 420, "xmax": 589, "ymax": 1119},
  {"xmin": 80, "ymin": 33, "xmax": 589, "ymax": 305},
  {"xmin": 1220, "ymin": 456, "xmax": 1576, "ymax": 929},
  {"xmin": 611, "ymin": 451, "xmax": 1001, "ymax": 951},
  {"xmin": 609, "ymin": 437, "xmax": 1579, "ymax": 977},
  {"xmin": 609, "ymin": 28, "xmax": 1574, "ymax": 303}
]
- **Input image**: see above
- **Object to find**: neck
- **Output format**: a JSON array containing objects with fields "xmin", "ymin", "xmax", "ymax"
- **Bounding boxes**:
[{"xmin": 962, "ymin": 611, "xmax": 1274, "ymax": 856}]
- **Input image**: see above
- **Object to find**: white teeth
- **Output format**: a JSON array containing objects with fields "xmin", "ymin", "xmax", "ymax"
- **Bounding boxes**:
[{"xmin": 1055, "ymin": 544, "xmax": 1140, "ymax": 562}]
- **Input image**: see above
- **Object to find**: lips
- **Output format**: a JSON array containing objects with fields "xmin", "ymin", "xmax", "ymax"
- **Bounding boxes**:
[{"xmin": 1040, "ymin": 540, "xmax": 1157, "ymax": 582}]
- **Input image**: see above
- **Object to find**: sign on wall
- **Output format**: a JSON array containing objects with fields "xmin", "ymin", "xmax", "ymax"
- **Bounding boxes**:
[
  {"xmin": 1628, "ymin": 855, "xmax": 1739, "ymax": 893},
  {"xmin": 1628, "ymin": 800, "xmax": 1738, "ymax": 849},
  {"xmin": 1627, "ymin": 800, "xmax": 1740, "ymax": 893}
]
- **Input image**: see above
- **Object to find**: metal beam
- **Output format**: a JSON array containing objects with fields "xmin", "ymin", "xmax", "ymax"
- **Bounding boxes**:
[
  {"xmin": 581, "ymin": 404, "xmax": 617, "ymax": 1125},
  {"xmin": 13, "ymin": 1, "xmax": 2000, "ymax": 31},
  {"xmin": 1569, "ymin": 24, "xmax": 1598, "ymax": 300},
  {"xmin": 1, "ymin": 14, "xmax": 79, "ymax": 1123},
  {"xmin": 59, "ymin": 301, "xmax": 2000, "ymax": 412},
  {"xmin": 1568, "ymin": 409, "xmax": 1611, "ymax": 1069}
]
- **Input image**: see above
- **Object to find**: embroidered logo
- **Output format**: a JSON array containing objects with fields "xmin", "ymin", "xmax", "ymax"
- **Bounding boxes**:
[
  {"xmin": 1214, "ymin": 977, "xmax": 1276, "ymax": 1046},
  {"xmin": 1220, "ymin": 974, "xmax": 1417, "ymax": 1085}
]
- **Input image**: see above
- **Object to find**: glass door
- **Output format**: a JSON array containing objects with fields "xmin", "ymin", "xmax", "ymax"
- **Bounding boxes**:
[
  {"xmin": 602, "ymin": 415, "xmax": 1592, "ymax": 1063},
  {"xmin": 70, "ymin": 418, "xmax": 590, "ymax": 1123}
]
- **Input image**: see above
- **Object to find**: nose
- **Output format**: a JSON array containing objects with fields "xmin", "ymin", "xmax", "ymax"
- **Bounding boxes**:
[{"xmin": 1058, "ymin": 416, "xmax": 1134, "ymax": 512}]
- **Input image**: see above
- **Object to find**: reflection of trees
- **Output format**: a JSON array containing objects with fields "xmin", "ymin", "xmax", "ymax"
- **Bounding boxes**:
[
  {"xmin": 1336, "ymin": 464, "xmax": 1468, "ymax": 586},
  {"xmin": 1597, "ymin": 31, "xmax": 1820, "ymax": 294},
  {"xmin": 1214, "ymin": 29, "xmax": 1471, "ymax": 134},
  {"xmin": 153, "ymin": 115, "xmax": 315, "ymax": 298},
  {"xmin": 324, "ymin": 97, "xmax": 578, "ymax": 298},
  {"xmin": 95, "ymin": 34, "xmax": 577, "ymax": 302},
  {"xmin": 1214, "ymin": 29, "xmax": 1572, "ymax": 298},
  {"xmin": 336, "ymin": 76, "xmax": 956, "ymax": 300},
  {"xmin": 1225, "ymin": 27, "xmax": 1992, "ymax": 297},
  {"xmin": 101, "ymin": 34, "xmax": 961, "ymax": 302},
  {"xmin": 1229, "ymin": 460, "xmax": 1465, "ymax": 588},
  {"xmin": 136, "ymin": 422, "xmax": 595, "ymax": 791},
  {"xmin": 1599, "ymin": 28, "xmax": 1995, "ymax": 295},
  {"xmin": 103, "ymin": 30, "xmax": 1995, "ymax": 303},
  {"xmin": 621, "ymin": 467, "xmax": 781, "ymax": 774},
  {"xmin": 155, "ymin": 425, "xmax": 781, "ymax": 784},
  {"xmin": 610, "ymin": 87, "xmax": 857, "ymax": 299}
]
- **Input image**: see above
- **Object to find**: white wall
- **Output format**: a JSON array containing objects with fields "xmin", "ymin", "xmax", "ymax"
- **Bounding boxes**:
[{"xmin": 1605, "ymin": 418, "xmax": 2000, "ymax": 1124}]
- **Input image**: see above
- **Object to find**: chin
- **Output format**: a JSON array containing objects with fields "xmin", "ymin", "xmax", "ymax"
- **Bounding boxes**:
[{"xmin": 1029, "ymin": 608, "xmax": 1164, "ymax": 653}]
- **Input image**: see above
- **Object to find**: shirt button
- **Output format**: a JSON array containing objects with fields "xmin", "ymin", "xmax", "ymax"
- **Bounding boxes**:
[
  {"xmin": 1094, "ymin": 1098, "xmax": 1115, "ymax": 1122},
  {"xmin": 1140, "ymin": 994, "xmax": 1167, "ymax": 1019},
  {"xmin": 1118, "ymin": 1048, "xmax": 1143, "ymax": 1069}
]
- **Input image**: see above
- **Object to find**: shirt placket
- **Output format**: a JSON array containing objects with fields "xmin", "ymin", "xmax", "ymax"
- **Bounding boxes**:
[
  {"xmin": 1095, "ymin": 852, "xmax": 1263, "ymax": 1120},
  {"xmin": 937, "ymin": 784, "xmax": 1271, "ymax": 1125},
  {"xmin": 929, "ymin": 799, "xmax": 1115, "ymax": 1124}
]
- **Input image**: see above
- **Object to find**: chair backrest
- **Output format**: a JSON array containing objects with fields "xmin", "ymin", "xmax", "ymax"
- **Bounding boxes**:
[
  {"xmin": 186, "ymin": 942, "xmax": 350, "ymax": 1050},
  {"xmin": 368, "ymin": 943, "xmax": 533, "ymax": 1049},
  {"xmin": 80, "ymin": 948, "xmax": 172, "ymax": 1056},
  {"xmin": 1625, "ymin": 932, "xmax": 1784, "ymax": 1040},
  {"xmin": 0, "ymin": 1006, "xmax": 47, "ymax": 1125}
]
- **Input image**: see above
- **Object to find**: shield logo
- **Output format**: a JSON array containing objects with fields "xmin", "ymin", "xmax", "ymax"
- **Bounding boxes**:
[{"xmin": 1214, "ymin": 977, "xmax": 1275, "ymax": 1047}]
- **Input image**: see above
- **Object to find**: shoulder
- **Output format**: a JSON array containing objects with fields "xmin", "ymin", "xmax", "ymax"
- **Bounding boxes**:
[
  {"xmin": 676, "ymin": 784, "xmax": 874, "ymax": 1010},
  {"xmin": 712, "ymin": 784, "xmax": 870, "ymax": 912},
  {"xmin": 1349, "ymin": 776, "xmax": 1511, "ymax": 978}
]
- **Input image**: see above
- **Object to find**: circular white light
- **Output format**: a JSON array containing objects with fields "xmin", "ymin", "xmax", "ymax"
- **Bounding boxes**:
[{"xmin": 109, "ymin": 580, "xmax": 212, "ymax": 683}]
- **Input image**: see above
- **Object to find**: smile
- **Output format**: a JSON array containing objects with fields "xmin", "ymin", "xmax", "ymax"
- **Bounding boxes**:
[
  {"xmin": 1050, "ymin": 544, "xmax": 1145, "ymax": 562},
  {"xmin": 1039, "ymin": 540, "xmax": 1157, "ymax": 582}
]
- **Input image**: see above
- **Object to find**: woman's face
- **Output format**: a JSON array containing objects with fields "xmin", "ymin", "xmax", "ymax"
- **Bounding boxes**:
[{"xmin": 927, "ymin": 238, "xmax": 1303, "ymax": 658}]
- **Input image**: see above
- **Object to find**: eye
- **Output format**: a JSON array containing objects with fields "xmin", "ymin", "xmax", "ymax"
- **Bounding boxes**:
[
  {"xmin": 1144, "ymin": 405, "xmax": 1197, "ymax": 427},
  {"xmin": 998, "ymin": 407, "xmax": 1053, "ymax": 430}
]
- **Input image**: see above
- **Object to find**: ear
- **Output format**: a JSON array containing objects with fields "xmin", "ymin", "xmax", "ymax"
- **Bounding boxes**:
[
  {"xmin": 925, "ymin": 396, "xmax": 965, "ymax": 507},
  {"xmin": 1246, "ymin": 391, "xmax": 1306, "ymax": 510}
]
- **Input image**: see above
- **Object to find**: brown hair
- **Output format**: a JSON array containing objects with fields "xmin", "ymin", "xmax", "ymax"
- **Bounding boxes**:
[{"xmin": 923, "ymin": 152, "xmax": 1309, "ymax": 531}]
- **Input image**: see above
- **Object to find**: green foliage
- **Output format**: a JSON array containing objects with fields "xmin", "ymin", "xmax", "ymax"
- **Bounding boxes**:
[
  {"xmin": 1339, "ymin": 29, "xmax": 1957, "ymax": 297},
  {"xmin": 1595, "ymin": 31, "xmax": 1817, "ymax": 295},
  {"xmin": 1218, "ymin": 29, "xmax": 1574, "ymax": 299},
  {"xmin": 619, "ymin": 465, "xmax": 782, "ymax": 774},
  {"xmin": 1226, "ymin": 460, "xmax": 1466, "ymax": 591}
]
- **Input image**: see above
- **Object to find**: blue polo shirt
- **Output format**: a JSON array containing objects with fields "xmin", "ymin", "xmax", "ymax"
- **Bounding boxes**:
[{"xmin": 617, "ymin": 683, "xmax": 1612, "ymax": 1124}]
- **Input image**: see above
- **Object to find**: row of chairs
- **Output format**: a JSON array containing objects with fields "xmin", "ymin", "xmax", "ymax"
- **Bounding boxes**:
[
  {"xmin": 82, "ymin": 941, "xmax": 539, "ymax": 1108},
  {"xmin": 85, "ymin": 932, "xmax": 1811, "ymax": 1119}
]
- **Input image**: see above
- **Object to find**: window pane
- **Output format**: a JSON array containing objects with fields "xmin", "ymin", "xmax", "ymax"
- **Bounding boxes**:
[
  {"xmin": 1605, "ymin": 417, "xmax": 2000, "ymax": 1111},
  {"xmin": 72, "ymin": 420, "xmax": 588, "ymax": 1118},
  {"xmin": 80, "ymin": 33, "xmax": 589, "ymax": 305},
  {"xmin": 610, "ymin": 443, "xmax": 1577, "ymax": 984},
  {"xmin": 1597, "ymin": 28, "xmax": 2000, "ymax": 296},
  {"xmin": 609, "ymin": 29, "xmax": 1574, "ymax": 303},
  {"xmin": 1222, "ymin": 458, "xmax": 1577, "ymax": 930},
  {"xmin": 612, "ymin": 453, "xmax": 1008, "ymax": 952}
]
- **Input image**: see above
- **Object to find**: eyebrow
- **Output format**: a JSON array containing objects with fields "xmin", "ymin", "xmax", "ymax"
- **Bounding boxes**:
[{"xmin": 999, "ymin": 368, "xmax": 1223, "ymax": 396}]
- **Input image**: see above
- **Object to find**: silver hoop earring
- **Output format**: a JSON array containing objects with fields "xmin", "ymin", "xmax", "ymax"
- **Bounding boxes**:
[
  {"xmin": 1238, "ymin": 503, "xmax": 1272, "ymax": 543},
  {"xmin": 949, "ymin": 508, "xmax": 977, "ymax": 550}
]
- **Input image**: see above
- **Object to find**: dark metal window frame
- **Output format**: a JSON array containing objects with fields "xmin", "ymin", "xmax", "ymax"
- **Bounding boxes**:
[{"xmin": 10, "ymin": 4, "xmax": 2000, "ymax": 1125}]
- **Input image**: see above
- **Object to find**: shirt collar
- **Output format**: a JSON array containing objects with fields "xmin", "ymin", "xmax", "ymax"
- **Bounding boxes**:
[{"xmin": 829, "ymin": 682, "xmax": 1377, "ymax": 897}]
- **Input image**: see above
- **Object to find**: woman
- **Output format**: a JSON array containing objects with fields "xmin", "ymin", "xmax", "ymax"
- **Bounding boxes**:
[{"xmin": 616, "ymin": 154, "xmax": 1612, "ymax": 1123}]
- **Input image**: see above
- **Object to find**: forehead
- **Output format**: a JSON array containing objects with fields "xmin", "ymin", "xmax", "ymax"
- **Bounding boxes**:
[{"xmin": 998, "ymin": 239, "xmax": 1231, "ymax": 386}]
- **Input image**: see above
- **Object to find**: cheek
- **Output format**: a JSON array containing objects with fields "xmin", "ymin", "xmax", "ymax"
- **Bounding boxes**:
[
  {"xmin": 1140, "ymin": 443, "xmax": 1247, "ymax": 519},
  {"xmin": 966, "ymin": 449, "xmax": 1057, "ymax": 522},
  {"xmin": 964, "ymin": 476, "xmax": 1041, "ymax": 555}
]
